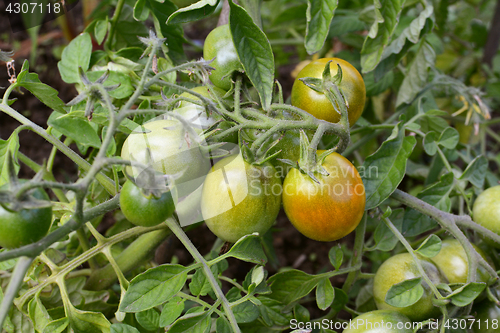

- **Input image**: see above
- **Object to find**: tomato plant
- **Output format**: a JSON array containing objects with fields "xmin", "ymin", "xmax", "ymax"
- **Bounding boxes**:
[
  {"xmin": 201, "ymin": 154, "xmax": 281, "ymax": 243},
  {"xmin": 291, "ymin": 58, "xmax": 366, "ymax": 126},
  {"xmin": 373, "ymin": 253, "xmax": 445, "ymax": 321},
  {"xmin": 282, "ymin": 151, "xmax": 365, "ymax": 242},
  {"xmin": 472, "ymin": 301, "xmax": 500, "ymax": 333},
  {"xmin": 1, "ymin": 1, "xmax": 499, "ymax": 332},
  {"xmin": 119, "ymin": 180, "xmax": 176, "ymax": 227},
  {"xmin": 0, "ymin": 187, "xmax": 52, "ymax": 249}
]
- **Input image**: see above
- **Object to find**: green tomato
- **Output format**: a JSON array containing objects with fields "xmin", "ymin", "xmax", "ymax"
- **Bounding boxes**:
[
  {"xmin": 373, "ymin": 253, "xmax": 445, "ymax": 321},
  {"xmin": 0, "ymin": 186, "xmax": 52, "ymax": 249},
  {"xmin": 201, "ymin": 154, "xmax": 282, "ymax": 243},
  {"xmin": 121, "ymin": 118, "xmax": 211, "ymax": 197},
  {"xmin": 203, "ymin": 25, "xmax": 243, "ymax": 90},
  {"xmin": 119, "ymin": 180, "xmax": 176, "ymax": 227},
  {"xmin": 343, "ymin": 310, "xmax": 413, "ymax": 333},
  {"xmin": 431, "ymin": 239, "xmax": 491, "ymax": 284},
  {"xmin": 291, "ymin": 58, "xmax": 366, "ymax": 126},
  {"xmin": 473, "ymin": 185, "xmax": 500, "ymax": 247},
  {"xmin": 472, "ymin": 301, "xmax": 500, "ymax": 333}
]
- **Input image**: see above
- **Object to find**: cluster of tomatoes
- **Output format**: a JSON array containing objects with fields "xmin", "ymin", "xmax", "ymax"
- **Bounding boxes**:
[{"xmin": 117, "ymin": 24, "xmax": 368, "ymax": 245}]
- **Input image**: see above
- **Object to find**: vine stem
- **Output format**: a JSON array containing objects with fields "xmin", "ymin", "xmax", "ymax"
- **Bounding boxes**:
[
  {"xmin": 391, "ymin": 189, "xmax": 499, "ymax": 281},
  {"xmin": 342, "ymin": 214, "xmax": 367, "ymax": 294},
  {"xmin": 164, "ymin": 218, "xmax": 241, "ymax": 333},
  {"xmin": 381, "ymin": 215, "xmax": 444, "ymax": 300},
  {"xmin": 106, "ymin": 0, "xmax": 126, "ymax": 50},
  {"xmin": 0, "ymin": 257, "xmax": 34, "ymax": 329}
]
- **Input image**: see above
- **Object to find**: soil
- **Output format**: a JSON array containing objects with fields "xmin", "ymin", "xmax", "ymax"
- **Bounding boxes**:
[{"xmin": 0, "ymin": 6, "xmax": 353, "ymax": 331}]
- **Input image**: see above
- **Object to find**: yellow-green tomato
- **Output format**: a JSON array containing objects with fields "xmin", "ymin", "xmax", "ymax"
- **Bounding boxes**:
[
  {"xmin": 121, "ymin": 119, "xmax": 210, "ymax": 197},
  {"xmin": 203, "ymin": 25, "xmax": 243, "ymax": 90},
  {"xmin": 473, "ymin": 301, "xmax": 500, "ymax": 333},
  {"xmin": 343, "ymin": 310, "xmax": 413, "ymax": 333},
  {"xmin": 201, "ymin": 154, "xmax": 282, "ymax": 243},
  {"xmin": 373, "ymin": 253, "xmax": 445, "ymax": 321},
  {"xmin": 431, "ymin": 239, "xmax": 491, "ymax": 284},
  {"xmin": 473, "ymin": 186, "xmax": 500, "ymax": 247}
]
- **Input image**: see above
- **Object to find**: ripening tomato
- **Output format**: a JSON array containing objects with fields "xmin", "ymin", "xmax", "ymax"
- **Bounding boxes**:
[
  {"xmin": 473, "ymin": 185, "xmax": 500, "ymax": 248},
  {"xmin": 373, "ymin": 253, "xmax": 445, "ymax": 321},
  {"xmin": 201, "ymin": 154, "xmax": 282, "ymax": 243},
  {"xmin": 203, "ymin": 25, "xmax": 243, "ymax": 90},
  {"xmin": 472, "ymin": 301, "xmax": 500, "ymax": 333},
  {"xmin": 343, "ymin": 310, "xmax": 413, "ymax": 333},
  {"xmin": 291, "ymin": 58, "xmax": 366, "ymax": 126},
  {"xmin": 282, "ymin": 151, "xmax": 365, "ymax": 242}
]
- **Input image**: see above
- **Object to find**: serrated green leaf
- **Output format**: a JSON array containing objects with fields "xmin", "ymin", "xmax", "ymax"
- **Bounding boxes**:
[
  {"xmin": 361, "ymin": 0, "xmax": 405, "ymax": 73},
  {"xmin": 267, "ymin": 270, "xmax": 324, "ymax": 306},
  {"xmin": 415, "ymin": 234, "xmax": 442, "ymax": 258},
  {"xmin": 223, "ymin": 234, "xmax": 267, "ymax": 265},
  {"xmin": 229, "ymin": 0, "xmax": 274, "ymax": 110},
  {"xmin": 119, "ymin": 264, "xmax": 188, "ymax": 313},
  {"xmin": 396, "ymin": 40, "xmax": 436, "ymax": 106},
  {"xmin": 305, "ymin": 0, "xmax": 338, "ymax": 54},
  {"xmin": 362, "ymin": 124, "xmax": 417, "ymax": 209},
  {"xmin": 316, "ymin": 278, "xmax": 334, "ymax": 310},
  {"xmin": 385, "ymin": 277, "xmax": 424, "ymax": 308},
  {"xmin": 58, "ymin": 33, "xmax": 92, "ymax": 84},
  {"xmin": 17, "ymin": 71, "xmax": 66, "ymax": 114},
  {"xmin": 47, "ymin": 112, "xmax": 102, "ymax": 149}
]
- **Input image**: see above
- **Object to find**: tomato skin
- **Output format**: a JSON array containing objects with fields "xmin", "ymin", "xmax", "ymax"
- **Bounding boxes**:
[
  {"xmin": 472, "ymin": 301, "xmax": 500, "ymax": 333},
  {"xmin": 373, "ymin": 253, "xmax": 445, "ymax": 321},
  {"xmin": 201, "ymin": 154, "xmax": 282, "ymax": 243},
  {"xmin": 473, "ymin": 186, "xmax": 500, "ymax": 247},
  {"xmin": 282, "ymin": 151, "xmax": 365, "ymax": 242},
  {"xmin": 203, "ymin": 25, "xmax": 243, "ymax": 91},
  {"xmin": 0, "ymin": 187, "xmax": 52, "ymax": 249},
  {"xmin": 121, "ymin": 119, "xmax": 211, "ymax": 197},
  {"xmin": 291, "ymin": 58, "xmax": 366, "ymax": 126},
  {"xmin": 343, "ymin": 310, "xmax": 413, "ymax": 333},
  {"xmin": 119, "ymin": 180, "xmax": 176, "ymax": 227},
  {"xmin": 431, "ymin": 239, "xmax": 491, "ymax": 284}
]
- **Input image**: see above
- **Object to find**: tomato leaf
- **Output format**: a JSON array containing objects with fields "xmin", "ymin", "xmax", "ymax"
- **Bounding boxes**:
[
  {"xmin": 396, "ymin": 40, "xmax": 436, "ymax": 106},
  {"xmin": 47, "ymin": 112, "xmax": 102, "ymax": 149},
  {"xmin": 133, "ymin": 0, "xmax": 149, "ymax": 21},
  {"xmin": 385, "ymin": 277, "xmax": 424, "ymax": 308},
  {"xmin": 57, "ymin": 33, "xmax": 92, "ymax": 84},
  {"xmin": 167, "ymin": 0, "xmax": 219, "ymax": 24},
  {"xmin": 328, "ymin": 246, "xmax": 343, "ymax": 270},
  {"xmin": 119, "ymin": 264, "xmax": 189, "ymax": 312},
  {"xmin": 448, "ymin": 283, "xmax": 486, "ymax": 307},
  {"xmin": 42, "ymin": 318, "xmax": 69, "ymax": 333},
  {"xmin": 267, "ymin": 270, "xmax": 325, "ymax": 306},
  {"xmin": 305, "ymin": 0, "xmax": 338, "ymax": 55},
  {"xmin": 437, "ymin": 127, "xmax": 459, "ymax": 150},
  {"xmin": 110, "ymin": 323, "xmax": 140, "ymax": 333},
  {"xmin": 229, "ymin": 0, "xmax": 274, "ymax": 110},
  {"xmin": 0, "ymin": 133, "xmax": 20, "ymax": 187},
  {"xmin": 168, "ymin": 310, "xmax": 211, "ymax": 333},
  {"xmin": 223, "ymin": 234, "xmax": 268, "ymax": 265},
  {"xmin": 373, "ymin": 208, "xmax": 404, "ymax": 252},
  {"xmin": 189, "ymin": 266, "xmax": 220, "ymax": 297},
  {"xmin": 415, "ymin": 234, "xmax": 442, "ymax": 258},
  {"xmin": 361, "ymin": 0, "xmax": 405, "ymax": 73},
  {"xmin": 216, "ymin": 317, "xmax": 232, "ymax": 333},
  {"xmin": 403, "ymin": 172, "xmax": 454, "ymax": 237},
  {"xmin": 135, "ymin": 309, "xmax": 160, "ymax": 331},
  {"xmin": 233, "ymin": 301, "xmax": 259, "ymax": 323},
  {"xmin": 159, "ymin": 297, "xmax": 184, "ymax": 328},
  {"xmin": 459, "ymin": 155, "xmax": 488, "ymax": 188},
  {"xmin": 94, "ymin": 18, "xmax": 109, "ymax": 45},
  {"xmin": 66, "ymin": 306, "xmax": 111, "ymax": 333},
  {"xmin": 423, "ymin": 131, "xmax": 439, "ymax": 156},
  {"xmin": 316, "ymin": 278, "xmax": 334, "ymax": 310},
  {"xmin": 16, "ymin": 68, "xmax": 66, "ymax": 114},
  {"xmin": 362, "ymin": 124, "xmax": 417, "ymax": 210}
]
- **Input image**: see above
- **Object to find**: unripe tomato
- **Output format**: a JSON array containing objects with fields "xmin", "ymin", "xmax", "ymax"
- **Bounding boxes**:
[
  {"xmin": 119, "ymin": 180, "xmax": 176, "ymax": 227},
  {"xmin": 431, "ymin": 239, "xmax": 491, "ymax": 284},
  {"xmin": 472, "ymin": 301, "xmax": 500, "ymax": 333},
  {"xmin": 121, "ymin": 119, "xmax": 211, "ymax": 197},
  {"xmin": 282, "ymin": 151, "xmax": 365, "ymax": 242},
  {"xmin": 0, "ymin": 187, "xmax": 53, "ymax": 249},
  {"xmin": 373, "ymin": 253, "xmax": 445, "ymax": 321},
  {"xmin": 203, "ymin": 25, "xmax": 243, "ymax": 90},
  {"xmin": 291, "ymin": 58, "xmax": 366, "ymax": 126},
  {"xmin": 201, "ymin": 154, "xmax": 282, "ymax": 243},
  {"xmin": 343, "ymin": 310, "xmax": 413, "ymax": 333},
  {"xmin": 473, "ymin": 186, "xmax": 500, "ymax": 247}
]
